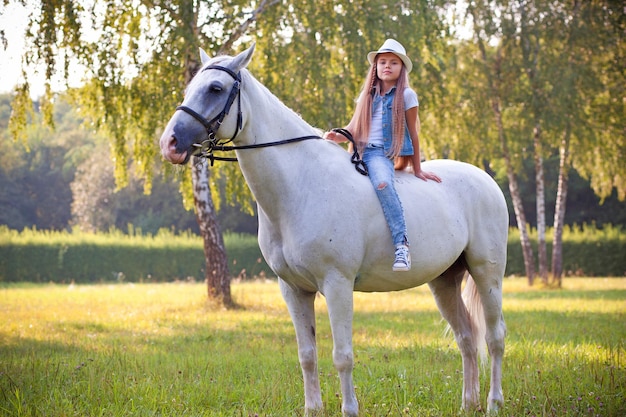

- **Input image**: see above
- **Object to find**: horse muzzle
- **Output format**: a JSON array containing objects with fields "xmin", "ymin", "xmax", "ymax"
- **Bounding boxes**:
[
  {"xmin": 159, "ymin": 117, "xmax": 207, "ymax": 164},
  {"xmin": 160, "ymin": 132, "xmax": 189, "ymax": 164}
]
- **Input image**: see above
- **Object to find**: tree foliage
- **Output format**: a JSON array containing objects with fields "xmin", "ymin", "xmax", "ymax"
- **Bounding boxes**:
[
  {"xmin": 6, "ymin": 0, "xmax": 623, "ymax": 201},
  {"xmin": 252, "ymin": 0, "xmax": 451, "ymax": 149},
  {"xmin": 427, "ymin": 0, "xmax": 625, "ymax": 282},
  {"xmin": 7, "ymin": 0, "xmax": 270, "ymax": 210}
]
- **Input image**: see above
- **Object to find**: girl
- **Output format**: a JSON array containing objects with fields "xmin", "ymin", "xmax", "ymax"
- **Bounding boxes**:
[{"xmin": 325, "ymin": 39, "xmax": 441, "ymax": 271}]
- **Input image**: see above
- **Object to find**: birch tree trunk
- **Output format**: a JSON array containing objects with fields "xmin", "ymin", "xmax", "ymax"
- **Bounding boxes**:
[
  {"xmin": 534, "ymin": 125, "xmax": 548, "ymax": 284},
  {"xmin": 471, "ymin": 23, "xmax": 536, "ymax": 284},
  {"xmin": 192, "ymin": 157, "xmax": 233, "ymax": 304},
  {"xmin": 185, "ymin": 44, "xmax": 233, "ymax": 306},
  {"xmin": 550, "ymin": 0, "xmax": 583, "ymax": 288},
  {"xmin": 185, "ymin": 0, "xmax": 278, "ymax": 305},
  {"xmin": 519, "ymin": 2, "xmax": 547, "ymax": 285},
  {"xmin": 551, "ymin": 126, "xmax": 571, "ymax": 287},
  {"xmin": 492, "ymin": 84, "xmax": 535, "ymax": 285},
  {"xmin": 505, "ymin": 148, "xmax": 536, "ymax": 285}
]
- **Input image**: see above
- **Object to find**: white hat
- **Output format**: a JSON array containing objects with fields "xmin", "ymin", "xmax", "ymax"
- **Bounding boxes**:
[{"xmin": 367, "ymin": 39, "xmax": 413, "ymax": 73}]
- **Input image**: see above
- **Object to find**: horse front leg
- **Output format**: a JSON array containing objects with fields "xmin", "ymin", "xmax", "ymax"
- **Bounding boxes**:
[
  {"xmin": 323, "ymin": 274, "xmax": 358, "ymax": 417},
  {"xmin": 279, "ymin": 279, "xmax": 322, "ymax": 415}
]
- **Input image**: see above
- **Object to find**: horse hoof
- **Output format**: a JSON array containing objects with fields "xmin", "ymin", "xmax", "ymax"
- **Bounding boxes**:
[
  {"xmin": 487, "ymin": 397, "xmax": 504, "ymax": 414},
  {"xmin": 304, "ymin": 407, "xmax": 324, "ymax": 417}
]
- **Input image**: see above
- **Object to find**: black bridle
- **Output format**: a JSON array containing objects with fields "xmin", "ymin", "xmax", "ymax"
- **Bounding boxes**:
[
  {"xmin": 175, "ymin": 64, "xmax": 318, "ymax": 166},
  {"xmin": 175, "ymin": 65, "xmax": 243, "ymax": 159},
  {"xmin": 175, "ymin": 65, "xmax": 367, "ymax": 175}
]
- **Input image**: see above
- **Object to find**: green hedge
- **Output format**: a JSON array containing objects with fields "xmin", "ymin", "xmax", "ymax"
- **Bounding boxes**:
[
  {"xmin": 0, "ymin": 227, "xmax": 271, "ymax": 283},
  {"xmin": 0, "ymin": 225, "xmax": 624, "ymax": 283},
  {"xmin": 506, "ymin": 224, "xmax": 626, "ymax": 277}
]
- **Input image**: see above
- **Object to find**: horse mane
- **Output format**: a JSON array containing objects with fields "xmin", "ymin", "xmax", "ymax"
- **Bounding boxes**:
[
  {"xmin": 199, "ymin": 54, "xmax": 322, "ymax": 138},
  {"xmin": 248, "ymin": 70, "xmax": 319, "ymax": 128}
]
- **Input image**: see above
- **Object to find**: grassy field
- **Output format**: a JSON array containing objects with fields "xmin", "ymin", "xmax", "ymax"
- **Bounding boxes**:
[{"xmin": 0, "ymin": 278, "xmax": 624, "ymax": 416}]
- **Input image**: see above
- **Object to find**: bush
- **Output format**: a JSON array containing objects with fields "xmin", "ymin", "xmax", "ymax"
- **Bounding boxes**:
[
  {"xmin": 0, "ymin": 227, "xmax": 272, "ymax": 283},
  {"xmin": 1, "ymin": 224, "xmax": 624, "ymax": 283},
  {"xmin": 506, "ymin": 224, "xmax": 626, "ymax": 277}
]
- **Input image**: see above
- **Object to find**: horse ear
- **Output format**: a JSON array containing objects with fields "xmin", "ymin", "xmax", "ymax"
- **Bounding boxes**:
[
  {"xmin": 230, "ymin": 43, "xmax": 256, "ymax": 72},
  {"xmin": 199, "ymin": 48, "xmax": 211, "ymax": 65}
]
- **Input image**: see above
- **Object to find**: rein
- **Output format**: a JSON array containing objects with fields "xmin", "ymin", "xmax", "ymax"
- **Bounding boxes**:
[
  {"xmin": 193, "ymin": 135, "xmax": 322, "ymax": 166},
  {"xmin": 176, "ymin": 65, "xmax": 367, "ymax": 176},
  {"xmin": 331, "ymin": 128, "xmax": 368, "ymax": 176}
]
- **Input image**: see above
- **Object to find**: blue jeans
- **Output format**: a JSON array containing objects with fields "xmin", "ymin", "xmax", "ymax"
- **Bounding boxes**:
[{"xmin": 362, "ymin": 144, "xmax": 408, "ymax": 247}]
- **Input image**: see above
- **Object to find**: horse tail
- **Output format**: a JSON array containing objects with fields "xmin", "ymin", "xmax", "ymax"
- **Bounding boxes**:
[{"xmin": 463, "ymin": 274, "xmax": 488, "ymax": 365}]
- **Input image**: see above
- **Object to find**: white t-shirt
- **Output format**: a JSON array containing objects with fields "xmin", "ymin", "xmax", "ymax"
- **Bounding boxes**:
[{"xmin": 368, "ymin": 87, "xmax": 419, "ymax": 146}]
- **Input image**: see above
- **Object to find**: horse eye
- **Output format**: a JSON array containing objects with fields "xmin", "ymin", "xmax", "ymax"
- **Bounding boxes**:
[{"xmin": 208, "ymin": 83, "xmax": 223, "ymax": 94}]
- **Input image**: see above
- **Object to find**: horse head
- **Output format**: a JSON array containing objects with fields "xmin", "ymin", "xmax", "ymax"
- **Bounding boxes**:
[{"xmin": 160, "ymin": 44, "xmax": 255, "ymax": 164}]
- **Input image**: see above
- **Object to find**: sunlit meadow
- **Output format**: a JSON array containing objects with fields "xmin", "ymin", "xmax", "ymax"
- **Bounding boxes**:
[{"xmin": 1, "ymin": 278, "xmax": 624, "ymax": 416}]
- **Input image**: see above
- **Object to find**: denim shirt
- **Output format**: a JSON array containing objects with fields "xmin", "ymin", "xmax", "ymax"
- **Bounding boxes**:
[{"xmin": 372, "ymin": 87, "xmax": 415, "ymax": 157}]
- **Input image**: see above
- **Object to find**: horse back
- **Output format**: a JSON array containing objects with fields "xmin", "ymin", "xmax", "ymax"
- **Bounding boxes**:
[{"xmin": 354, "ymin": 159, "xmax": 508, "ymax": 292}]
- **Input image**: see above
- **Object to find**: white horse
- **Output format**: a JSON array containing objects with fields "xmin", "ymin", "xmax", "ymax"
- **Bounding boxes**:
[{"xmin": 160, "ymin": 44, "xmax": 507, "ymax": 416}]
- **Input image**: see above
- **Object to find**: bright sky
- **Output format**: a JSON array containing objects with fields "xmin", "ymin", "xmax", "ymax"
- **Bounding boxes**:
[
  {"xmin": 0, "ymin": 2, "xmax": 68, "ymax": 98},
  {"xmin": 0, "ymin": 3, "xmax": 35, "ymax": 95},
  {"xmin": 1, "ymin": 0, "xmax": 155, "ymax": 99}
]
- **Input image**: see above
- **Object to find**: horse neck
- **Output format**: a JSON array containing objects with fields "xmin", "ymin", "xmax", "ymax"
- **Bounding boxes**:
[
  {"xmin": 240, "ymin": 73, "xmax": 317, "ymax": 141},
  {"xmin": 233, "ymin": 74, "xmax": 323, "ymax": 217}
]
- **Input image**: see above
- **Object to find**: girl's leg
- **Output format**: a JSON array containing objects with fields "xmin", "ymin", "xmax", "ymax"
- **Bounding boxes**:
[{"xmin": 362, "ymin": 146, "xmax": 408, "ymax": 247}]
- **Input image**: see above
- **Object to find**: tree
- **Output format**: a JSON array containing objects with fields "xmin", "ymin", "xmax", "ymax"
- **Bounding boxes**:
[
  {"xmin": 547, "ymin": 0, "xmax": 625, "ymax": 285},
  {"xmin": 464, "ymin": 0, "xmax": 537, "ymax": 284},
  {"xmin": 71, "ymin": 151, "xmax": 117, "ymax": 232},
  {"xmin": 518, "ymin": 0, "xmax": 550, "ymax": 284},
  {"xmin": 0, "ymin": 95, "xmax": 93, "ymax": 230},
  {"xmin": 6, "ymin": 0, "xmax": 279, "ymax": 305},
  {"xmin": 455, "ymin": 0, "xmax": 625, "ymax": 285},
  {"xmin": 252, "ymin": 0, "xmax": 451, "ymax": 134}
]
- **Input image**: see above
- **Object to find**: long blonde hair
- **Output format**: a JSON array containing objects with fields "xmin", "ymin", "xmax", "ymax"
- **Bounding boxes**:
[{"xmin": 350, "ymin": 57, "xmax": 410, "ymax": 158}]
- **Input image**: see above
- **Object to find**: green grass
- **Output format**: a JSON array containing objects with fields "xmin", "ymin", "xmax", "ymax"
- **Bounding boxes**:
[{"xmin": 1, "ymin": 278, "xmax": 624, "ymax": 416}]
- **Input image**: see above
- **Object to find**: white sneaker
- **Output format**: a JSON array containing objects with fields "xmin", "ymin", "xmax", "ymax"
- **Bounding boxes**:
[{"xmin": 392, "ymin": 244, "xmax": 411, "ymax": 272}]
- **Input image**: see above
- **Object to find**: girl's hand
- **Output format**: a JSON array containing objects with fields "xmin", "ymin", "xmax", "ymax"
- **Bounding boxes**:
[
  {"xmin": 325, "ymin": 130, "xmax": 354, "ymax": 143},
  {"xmin": 414, "ymin": 169, "xmax": 442, "ymax": 183}
]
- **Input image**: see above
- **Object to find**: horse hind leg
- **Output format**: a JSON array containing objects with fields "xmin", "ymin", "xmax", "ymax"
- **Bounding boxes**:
[
  {"xmin": 279, "ymin": 279, "xmax": 323, "ymax": 415},
  {"xmin": 464, "ymin": 268, "xmax": 506, "ymax": 413},
  {"xmin": 428, "ymin": 261, "xmax": 481, "ymax": 411}
]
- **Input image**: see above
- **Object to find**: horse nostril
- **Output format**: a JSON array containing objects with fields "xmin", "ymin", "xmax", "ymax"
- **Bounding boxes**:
[{"xmin": 168, "ymin": 135, "xmax": 178, "ymax": 150}]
